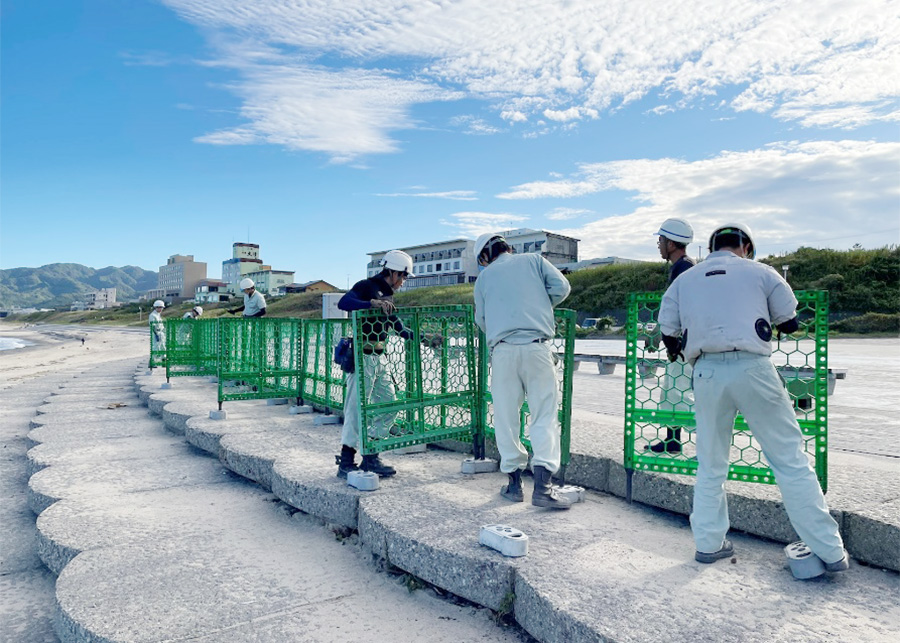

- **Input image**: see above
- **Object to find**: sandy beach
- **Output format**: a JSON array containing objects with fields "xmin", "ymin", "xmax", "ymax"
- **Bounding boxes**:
[{"xmin": 0, "ymin": 323, "xmax": 148, "ymax": 389}]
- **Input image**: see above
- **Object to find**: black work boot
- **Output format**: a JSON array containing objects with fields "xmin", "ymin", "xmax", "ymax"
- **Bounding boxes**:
[
  {"xmin": 501, "ymin": 469, "xmax": 524, "ymax": 502},
  {"xmin": 645, "ymin": 427, "xmax": 682, "ymax": 454},
  {"xmin": 336, "ymin": 445, "xmax": 359, "ymax": 479},
  {"xmin": 360, "ymin": 453, "xmax": 396, "ymax": 477},
  {"xmin": 531, "ymin": 465, "xmax": 572, "ymax": 510}
]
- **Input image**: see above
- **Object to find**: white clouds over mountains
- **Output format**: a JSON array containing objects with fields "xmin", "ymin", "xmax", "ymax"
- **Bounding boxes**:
[{"xmin": 164, "ymin": 0, "xmax": 899, "ymax": 159}]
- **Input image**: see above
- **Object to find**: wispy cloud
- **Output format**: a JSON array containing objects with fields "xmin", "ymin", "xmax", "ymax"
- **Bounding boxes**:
[
  {"xmin": 546, "ymin": 207, "xmax": 592, "ymax": 221},
  {"xmin": 375, "ymin": 190, "xmax": 478, "ymax": 201},
  {"xmin": 450, "ymin": 115, "xmax": 502, "ymax": 135},
  {"xmin": 163, "ymin": 0, "xmax": 900, "ymax": 158},
  {"xmin": 499, "ymin": 140, "xmax": 900, "ymax": 260},
  {"xmin": 440, "ymin": 211, "xmax": 530, "ymax": 238}
]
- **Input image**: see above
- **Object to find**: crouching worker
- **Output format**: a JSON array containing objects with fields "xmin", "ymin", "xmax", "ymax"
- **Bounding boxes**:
[{"xmin": 336, "ymin": 250, "xmax": 416, "ymax": 479}]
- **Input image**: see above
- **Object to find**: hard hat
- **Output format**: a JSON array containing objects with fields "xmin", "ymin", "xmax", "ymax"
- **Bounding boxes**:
[
  {"xmin": 379, "ymin": 250, "xmax": 415, "ymax": 276},
  {"xmin": 656, "ymin": 218, "xmax": 694, "ymax": 245},
  {"xmin": 192, "ymin": 306, "xmax": 203, "ymax": 315},
  {"xmin": 473, "ymin": 232, "xmax": 507, "ymax": 261},
  {"xmin": 709, "ymin": 223, "xmax": 756, "ymax": 259},
  {"xmin": 240, "ymin": 278, "xmax": 255, "ymax": 290},
  {"xmin": 153, "ymin": 300, "xmax": 165, "ymax": 308}
]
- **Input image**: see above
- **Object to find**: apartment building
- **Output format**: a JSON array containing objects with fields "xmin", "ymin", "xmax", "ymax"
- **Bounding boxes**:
[{"xmin": 156, "ymin": 255, "xmax": 208, "ymax": 302}]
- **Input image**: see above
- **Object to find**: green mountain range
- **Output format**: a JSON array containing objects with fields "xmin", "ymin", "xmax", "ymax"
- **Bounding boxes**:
[{"xmin": 0, "ymin": 263, "xmax": 158, "ymax": 310}]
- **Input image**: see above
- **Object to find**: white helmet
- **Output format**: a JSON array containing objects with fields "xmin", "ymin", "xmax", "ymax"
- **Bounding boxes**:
[
  {"xmin": 379, "ymin": 250, "xmax": 415, "ymax": 276},
  {"xmin": 709, "ymin": 223, "xmax": 756, "ymax": 259},
  {"xmin": 239, "ymin": 278, "xmax": 255, "ymax": 290},
  {"xmin": 656, "ymin": 218, "xmax": 694, "ymax": 245},
  {"xmin": 153, "ymin": 300, "xmax": 165, "ymax": 308},
  {"xmin": 192, "ymin": 306, "xmax": 203, "ymax": 316},
  {"xmin": 473, "ymin": 232, "xmax": 507, "ymax": 263}
]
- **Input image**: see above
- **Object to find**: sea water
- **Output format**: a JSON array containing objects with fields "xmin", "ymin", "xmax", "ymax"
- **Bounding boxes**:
[{"xmin": 0, "ymin": 337, "xmax": 35, "ymax": 351}]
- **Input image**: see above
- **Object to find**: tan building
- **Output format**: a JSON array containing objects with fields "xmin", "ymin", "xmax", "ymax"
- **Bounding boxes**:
[
  {"xmin": 157, "ymin": 254, "xmax": 208, "ymax": 302},
  {"xmin": 276, "ymin": 280, "xmax": 337, "ymax": 295}
]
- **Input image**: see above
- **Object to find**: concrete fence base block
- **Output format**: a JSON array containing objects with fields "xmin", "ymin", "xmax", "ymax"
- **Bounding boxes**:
[
  {"xmin": 160, "ymin": 383, "xmax": 172, "ymax": 390},
  {"xmin": 289, "ymin": 405, "xmax": 313, "ymax": 415},
  {"xmin": 394, "ymin": 444, "xmax": 428, "ymax": 455},
  {"xmin": 461, "ymin": 457, "xmax": 499, "ymax": 474},
  {"xmin": 555, "ymin": 485, "xmax": 586, "ymax": 503},
  {"xmin": 347, "ymin": 470, "xmax": 379, "ymax": 491},
  {"xmin": 785, "ymin": 541, "xmax": 826, "ymax": 579},
  {"xmin": 208, "ymin": 410, "xmax": 228, "ymax": 421},
  {"xmin": 598, "ymin": 363, "xmax": 617, "ymax": 375},
  {"xmin": 266, "ymin": 398, "xmax": 289, "ymax": 406},
  {"xmin": 479, "ymin": 524, "xmax": 528, "ymax": 557},
  {"xmin": 207, "ymin": 376, "xmax": 218, "ymax": 383},
  {"xmin": 314, "ymin": 415, "xmax": 341, "ymax": 426}
]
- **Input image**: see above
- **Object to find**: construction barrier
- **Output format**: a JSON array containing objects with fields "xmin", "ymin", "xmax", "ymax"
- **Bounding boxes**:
[
  {"xmin": 623, "ymin": 290, "xmax": 829, "ymax": 495},
  {"xmin": 299, "ymin": 318, "xmax": 351, "ymax": 412},
  {"xmin": 165, "ymin": 318, "xmax": 219, "ymax": 380}
]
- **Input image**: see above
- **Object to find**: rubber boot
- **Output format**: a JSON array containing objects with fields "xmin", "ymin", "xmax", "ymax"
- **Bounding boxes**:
[
  {"xmin": 360, "ymin": 453, "xmax": 396, "ymax": 477},
  {"xmin": 645, "ymin": 427, "xmax": 682, "ymax": 453},
  {"xmin": 335, "ymin": 445, "xmax": 359, "ymax": 479},
  {"xmin": 500, "ymin": 469, "xmax": 524, "ymax": 502},
  {"xmin": 531, "ymin": 465, "xmax": 572, "ymax": 509}
]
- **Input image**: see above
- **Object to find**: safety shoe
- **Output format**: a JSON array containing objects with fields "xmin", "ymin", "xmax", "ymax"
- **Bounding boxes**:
[
  {"xmin": 501, "ymin": 470, "xmax": 524, "ymax": 502},
  {"xmin": 531, "ymin": 465, "xmax": 572, "ymax": 510},
  {"xmin": 695, "ymin": 539, "xmax": 734, "ymax": 564},
  {"xmin": 824, "ymin": 550, "xmax": 850, "ymax": 573},
  {"xmin": 335, "ymin": 445, "xmax": 359, "ymax": 479},
  {"xmin": 645, "ymin": 428, "xmax": 682, "ymax": 453},
  {"xmin": 360, "ymin": 454, "xmax": 396, "ymax": 477}
]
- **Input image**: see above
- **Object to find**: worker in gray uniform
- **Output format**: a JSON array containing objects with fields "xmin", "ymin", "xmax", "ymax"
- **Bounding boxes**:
[
  {"xmin": 148, "ymin": 300, "xmax": 166, "ymax": 361},
  {"xmin": 473, "ymin": 233, "xmax": 573, "ymax": 509},
  {"xmin": 182, "ymin": 306, "xmax": 203, "ymax": 320},
  {"xmin": 658, "ymin": 223, "xmax": 848, "ymax": 572}
]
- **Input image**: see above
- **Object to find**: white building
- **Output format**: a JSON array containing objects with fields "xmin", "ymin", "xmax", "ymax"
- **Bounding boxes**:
[
  {"xmin": 86, "ymin": 288, "xmax": 117, "ymax": 309},
  {"xmin": 222, "ymin": 243, "xmax": 267, "ymax": 291},
  {"xmin": 367, "ymin": 229, "xmax": 579, "ymax": 290},
  {"xmin": 244, "ymin": 269, "xmax": 295, "ymax": 295}
]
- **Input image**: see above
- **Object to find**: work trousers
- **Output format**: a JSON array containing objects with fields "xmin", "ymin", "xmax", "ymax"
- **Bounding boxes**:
[
  {"xmin": 490, "ymin": 342, "xmax": 561, "ymax": 474},
  {"xmin": 341, "ymin": 353, "xmax": 398, "ymax": 450},
  {"xmin": 690, "ymin": 351, "xmax": 844, "ymax": 562}
]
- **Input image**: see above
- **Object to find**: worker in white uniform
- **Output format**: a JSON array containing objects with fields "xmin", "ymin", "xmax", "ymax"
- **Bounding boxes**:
[
  {"xmin": 182, "ymin": 305, "xmax": 203, "ymax": 320},
  {"xmin": 658, "ymin": 223, "xmax": 849, "ymax": 572},
  {"xmin": 228, "ymin": 278, "xmax": 266, "ymax": 317},
  {"xmin": 148, "ymin": 300, "xmax": 166, "ymax": 360},
  {"xmin": 473, "ymin": 233, "xmax": 573, "ymax": 509},
  {"xmin": 647, "ymin": 217, "xmax": 696, "ymax": 453}
]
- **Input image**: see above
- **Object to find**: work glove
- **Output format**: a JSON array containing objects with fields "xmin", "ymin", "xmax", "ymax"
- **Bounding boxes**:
[
  {"xmin": 776, "ymin": 317, "xmax": 800, "ymax": 340},
  {"xmin": 370, "ymin": 299, "xmax": 397, "ymax": 315},
  {"xmin": 661, "ymin": 334, "xmax": 684, "ymax": 363},
  {"xmin": 422, "ymin": 334, "xmax": 444, "ymax": 349},
  {"xmin": 227, "ymin": 309, "xmax": 237, "ymax": 315}
]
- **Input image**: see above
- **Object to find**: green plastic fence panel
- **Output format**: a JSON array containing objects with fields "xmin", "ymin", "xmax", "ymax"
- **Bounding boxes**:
[
  {"xmin": 478, "ymin": 308, "xmax": 577, "ymax": 470},
  {"xmin": 217, "ymin": 317, "xmax": 301, "ymax": 404},
  {"xmin": 166, "ymin": 318, "xmax": 219, "ymax": 378},
  {"xmin": 148, "ymin": 317, "xmax": 167, "ymax": 369},
  {"xmin": 299, "ymin": 318, "xmax": 352, "ymax": 412},
  {"xmin": 623, "ymin": 290, "xmax": 829, "ymax": 491},
  {"xmin": 355, "ymin": 305, "xmax": 478, "ymax": 455}
]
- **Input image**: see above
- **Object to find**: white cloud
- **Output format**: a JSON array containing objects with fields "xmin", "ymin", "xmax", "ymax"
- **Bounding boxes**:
[
  {"xmin": 500, "ymin": 140, "xmax": 900, "ymax": 260},
  {"xmin": 450, "ymin": 115, "xmax": 502, "ymax": 135},
  {"xmin": 440, "ymin": 211, "xmax": 530, "ymax": 238},
  {"xmin": 164, "ymin": 0, "xmax": 900, "ymax": 157},
  {"xmin": 375, "ymin": 190, "xmax": 478, "ymax": 201},
  {"xmin": 546, "ymin": 207, "xmax": 591, "ymax": 220}
]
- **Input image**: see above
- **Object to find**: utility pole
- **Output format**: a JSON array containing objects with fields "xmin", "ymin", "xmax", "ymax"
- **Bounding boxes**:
[{"xmin": 782, "ymin": 264, "xmax": 790, "ymax": 282}]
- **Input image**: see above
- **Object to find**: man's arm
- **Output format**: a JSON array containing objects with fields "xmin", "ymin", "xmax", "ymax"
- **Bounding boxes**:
[
  {"xmin": 541, "ymin": 257, "xmax": 571, "ymax": 307},
  {"xmin": 248, "ymin": 308, "xmax": 266, "ymax": 318},
  {"xmin": 338, "ymin": 288, "xmax": 373, "ymax": 312},
  {"xmin": 228, "ymin": 305, "xmax": 245, "ymax": 315},
  {"xmin": 473, "ymin": 281, "xmax": 486, "ymax": 333}
]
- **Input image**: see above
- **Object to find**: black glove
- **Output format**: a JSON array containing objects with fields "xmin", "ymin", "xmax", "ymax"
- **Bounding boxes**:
[
  {"xmin": 776, "ymin": 317, "xmax": 799, "ymax": 339},
  {"xmin": 227, "ymin": 309, "xmax": 237, "ymax": 315},
  {"xmin": 661, "ymin": 334, "xmax": 684, "ymax": 363}
]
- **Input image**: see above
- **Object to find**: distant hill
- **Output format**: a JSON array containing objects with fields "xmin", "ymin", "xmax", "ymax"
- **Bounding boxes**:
[{"xmin": 0, "ymin": 263, "xmax": 158, "ymax": 309}]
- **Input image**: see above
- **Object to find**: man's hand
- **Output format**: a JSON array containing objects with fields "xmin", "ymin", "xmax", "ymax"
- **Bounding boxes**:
[
  {"xmin": 422, "ymin": 334, "xmax": 444, "ymax": 349},
  {"xmin": 661, "ymin": 334, "xmax": 684, "ymax": 363},
  {"xmin": 370, "ymin": 299, "xmax": 397, "ymax": 315},
  {"xmin": 227, "ymin": 309, "xmax": 237, "ymax": 315}
]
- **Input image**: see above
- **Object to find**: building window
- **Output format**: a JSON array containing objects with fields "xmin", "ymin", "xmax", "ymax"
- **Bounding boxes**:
[
  {"xmin": 436, "ymin": 263, "xmax": 442, "ymax": 271},
  {"xmin": 427, "ymin": 265, "xmax": 433, "ymax": 273},
  {"xmin": 453, "ymin": 261, "xmax": 460, "ymax": 270}
]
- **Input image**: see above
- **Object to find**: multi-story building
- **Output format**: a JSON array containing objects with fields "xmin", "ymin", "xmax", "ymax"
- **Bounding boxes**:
[
  {"xmin": 245, "ymin": 269, "xmax": 295, "ymax": 295},
  {"xmin": 86, "ymin": 288, "xmax": 117, "ymax": 309},
  {"xmin": 194, "ymin": 279, "xmax": 231, "ymax": 303},
  {"xmin": 222, "ymin": 243, "xmax": 267, "ymax": 291},
  {"xmin": 156, "ymin": 255, "xmax": 208, "ymax": 302},
  {"xmin": 366, "ymin": 229, "xmax": 580, "ymax": 290}
]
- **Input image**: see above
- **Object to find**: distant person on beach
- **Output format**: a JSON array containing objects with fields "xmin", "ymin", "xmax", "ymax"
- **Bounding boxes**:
[
  {"xmin": 183, "ymin": 306, "xmax": 203, "ymax": 320},
  {"xmin": 335, "ymin": 250, "xmax": 419, "ymax": 479},
  {"xmin": 149, "ymin": 300, "xmax": 166, "ymax": 356},
  {"xmin": 658, "ymin": 223, "xmax": 848, "ymax": 574},
  {"xmin": 473, "ymin": 233, "xmax": 573, "ymax": 510},
  {"xmin": 646, "ymin": 217, "xmax": 696, "ymax": 454},
  {"xmin": 81, "ymin": 337, "xmax": 85, "ymax": 346},
  {"xmin": 228, "ymin": 279, "xmax": 266, "ymax": 317}
]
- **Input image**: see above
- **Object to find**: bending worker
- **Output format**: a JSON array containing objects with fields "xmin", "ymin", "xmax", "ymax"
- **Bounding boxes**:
[
  {"xmin": 336, "ymin": 250, "xmax": 416, "ymax": 478},
  {"xmin": 473, "ymin": 233, "xmax": 573, "ymax": 510},
  {"xmin": 148, "ymin": 300, "xmax": 166, "ymax": 359},
  {"xmin": 183, "ymin": 306, "xmax": 203, "ymax": 320},
  {"xmin": 658, "ymin": 223, "xmax": 848, "ymax": 573},
  {"xmin": 647, "ymin": 217, "xmax": 696, "ymax": 453},
  {"xmin": 228, "ymin": 278, "xmax": 266, "ymax": 317}
]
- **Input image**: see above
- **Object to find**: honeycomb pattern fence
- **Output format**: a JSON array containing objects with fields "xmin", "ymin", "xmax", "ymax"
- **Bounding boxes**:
[
  {"xmin": 299, "ymin": 318, "xmax": 352, "ymax": 412},
  {"xmin": 624, "ymin": 290, "xmax": 829, "ymax": 491},
  {"xmin": 165, "ymin": 318, "xmax": 219, "ymax": 379},
  {"xmin": 217, "ymin": 318, "xmax": 302, "ymax": 405},
  {"xmin": 148, "ymin": 318, "xmax": 167, "ymax": 369},
  {"xmin": 354, "ymin": 306, "xmax": 479, "ymax": 455},
  {"xmin": 478, "ymin": 309, "xmax": 577, "ymax": 477}
]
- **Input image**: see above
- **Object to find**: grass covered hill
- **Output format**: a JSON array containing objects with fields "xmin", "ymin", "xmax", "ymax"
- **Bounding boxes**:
[{"xmin": 0, "ymin": 263, "xmax": 158, "ymax": 309}]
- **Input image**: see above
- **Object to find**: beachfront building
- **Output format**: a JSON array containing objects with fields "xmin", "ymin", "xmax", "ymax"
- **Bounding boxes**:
[
  {"xmin": 222, "ymin": 243, "xmax": 268, "ymax": 292},
  {"xmin": 156, "ymin": 255, "xmax": 208, "ymax": 302},
  {"xmin": 86, "ymin": 288, "xmax": 117, "ymax": 309},
  {"xmin": 366, "ymin": 229, "xmax": 580, "ymax": 290},
  {"xmin": 274, "ymin": 280, "xmax": 338, "ymax": 296},
  {"xmin": 244, "ymin": 269, "xmax": 295, "ymax": 295},
  {"xmin": 194, "ymin": 279, "xmax": 231, "ymax": 304}
]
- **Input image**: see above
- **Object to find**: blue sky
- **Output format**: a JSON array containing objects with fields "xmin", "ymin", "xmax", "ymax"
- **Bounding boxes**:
[{"xmin": 2, "ymin": 0, "xmax": 898, "ymax": 290}]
